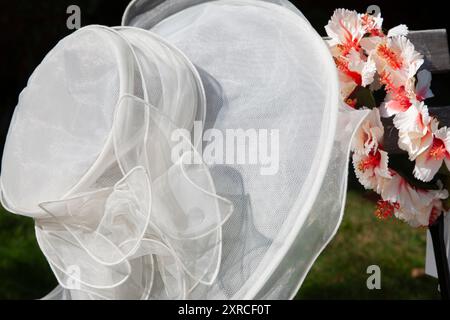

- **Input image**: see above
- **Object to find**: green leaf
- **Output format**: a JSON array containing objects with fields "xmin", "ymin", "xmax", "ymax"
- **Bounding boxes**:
[
  {"xmin": 349, "ymin": 86, "xmax": 377, "ymax": 109},
  {"xmin": 438, "ymin": 164, "xmax": 450, "ymax": 177}
]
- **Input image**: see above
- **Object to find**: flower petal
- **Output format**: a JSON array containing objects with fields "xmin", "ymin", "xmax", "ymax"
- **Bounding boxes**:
[
  {"xmin": 414, "ymin": 151, "xmax": 443, "ymax": 182},
  {"xmin": 387, "ymin": 24, "xmax": 408, "ymax": 38}
]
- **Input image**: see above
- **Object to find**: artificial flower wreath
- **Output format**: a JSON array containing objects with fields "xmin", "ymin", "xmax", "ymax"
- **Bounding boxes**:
[{"xmin": 326, "ymin": 9, "xmax": 449, "ymax": 227}]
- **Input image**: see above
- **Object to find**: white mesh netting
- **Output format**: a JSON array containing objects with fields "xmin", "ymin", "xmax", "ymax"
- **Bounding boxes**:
[{"xmin": 0, "ymin": 0, "xmax": 368, "ymax": 299}]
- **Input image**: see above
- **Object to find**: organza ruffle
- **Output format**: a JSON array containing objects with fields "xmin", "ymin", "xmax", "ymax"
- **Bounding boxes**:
[{"xmin": 37, "ymin": 96, "xmax": 233, "ymax": 300}]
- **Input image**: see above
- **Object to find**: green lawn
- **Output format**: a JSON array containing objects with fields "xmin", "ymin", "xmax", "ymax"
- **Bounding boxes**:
[
  {"xmin": 298, "ymin": 190, "xmax": 440, "ymax": 299},
  {"xmin": 0, "ymin": 189, "xmax": 441, "ymax": 299}
]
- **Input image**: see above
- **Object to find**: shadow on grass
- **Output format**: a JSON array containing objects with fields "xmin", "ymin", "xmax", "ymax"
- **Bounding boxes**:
[{"xmin": 0, "ymin": 189, "xmax": 442, "ymax": 299}]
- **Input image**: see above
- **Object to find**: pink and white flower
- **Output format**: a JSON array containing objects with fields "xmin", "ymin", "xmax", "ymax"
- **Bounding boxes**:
[
  {"xmin": 335, "ymin": 49, "xmax": 377, "ymax": 99},
  {"xmin": 351, "ymin": 108, "xmax": 384, "ymax": 155},
  {"xmin": 394, "ymin": 198, "xmax": 445, "ymax": 227},
  {"xmin": 359, "ymin": 12, "xmax": 383, "ymax": 36},
  {"xmin": 379, "ymin": 70, "xmax": 433, "ymax": 117},
  {"xmin": 379, "ymin": 73, "xmax": 413, "ymax": 117},
  {"xmin": 379, "ymin": 171, "xmax": 448, "ymax": 226},
  {"xmin": 393, "ymin": 101, "xmax": 433, "ymax": 159},
  {"xmin": 414, "ymin": 126, "xmax": 450, "ymax": 182},
  {"xmin": 360, "ymin": 25, "xmax": 408, "ymax": 55},
  {"xmin": 353, "ymin": 149, "xmax": 391, "ymax": 190},
  {"xmin": 387, "ymin": 25, "xmax": 409, "ymax": 38},
  {"xmin": 371, "ymin": 36, "xmax": 423, "ymax": 88},
  {"xmin": 325, "ymin": 9, "xmax": 366, "ymax": 56}
]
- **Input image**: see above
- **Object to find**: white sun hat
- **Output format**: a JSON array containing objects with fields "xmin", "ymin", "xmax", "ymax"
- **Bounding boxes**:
[
  {"xmin": 0, "ymin": 0, "xmax": 368, "ymax": 300},
  {"xmin": 121, "ymin": 0, "xmax": 368, "ymax": 299},
  {"xmin": 0, "ymin": 25, "xmax": 206, "ymax": 216},
  {"xmin": 0, "ymin": 25, "xmax": 234, "ymax": 300}
]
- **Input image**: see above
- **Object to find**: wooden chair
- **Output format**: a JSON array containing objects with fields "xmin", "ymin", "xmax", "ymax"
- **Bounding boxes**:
[
  {"xmin": 387, "ymin": 29, "xmax": 450, "ymax": 300},
  {"xmin": 362, "ymin": 29, "xmax": 450, "ymax": 299}
]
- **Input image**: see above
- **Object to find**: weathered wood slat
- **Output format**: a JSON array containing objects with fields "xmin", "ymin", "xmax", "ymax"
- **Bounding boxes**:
[
  {"xmin": 408, "ymin": 29, "xmax": 450, "ymax": 73},
  {"xmin": 383, "ymin": 106, "xmax": 450, "ymax": 154}
]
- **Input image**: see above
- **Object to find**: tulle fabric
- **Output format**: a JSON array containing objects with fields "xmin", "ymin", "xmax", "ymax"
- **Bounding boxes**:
[
  {"xmin": 0, "ymin": 0, "xmax": 370, "ymax": 300},
  {"xmin": 36, "ymin": 96, "xmax": 233, "ymax": 299},
  {"xmin": 121, "ymin": 0, "xmax": 369, "ymax": 299},
  {"xmin": 1, "ymin": 25, "xmax": 232, "ymax": 299},
  {"xmin": 0, "ymin": 26, "xmax": 205, "ymax": 215}
]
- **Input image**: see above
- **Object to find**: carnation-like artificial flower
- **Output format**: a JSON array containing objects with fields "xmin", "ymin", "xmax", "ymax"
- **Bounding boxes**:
[
  {"xmin": 353, "ymin": 149, "xmax": 391, "ymax": 190},
  {"xmin": 394, "ymin": 101, "xmax": 433, "ymax": 159},
  {"xmin": 351, "ymin": 108, "xmax": 384, "ymax": 155},
  {"xmin": 359, "ymin": 12, "xmax": 383, "ymax": 36},
  {"xmin": 374, "ymin": 200, "xmax": 399, "ymax": 220},
  {"xmin": 379, "ymin": 74, "xmax": 413, "ymax": 117},
  {"xmin": 379, "ymin": 70, "xmax": 434, "ymax": 117},
  {"xmin": 325, "ymin": 9, "xmax": 366, "ymax": 56},
  {"xmin": 379, "ymin": 171, "xmax": 448, "ymax": 226},
  {"xmin": 359, "ymin": 24, "xmax": 408, "ymax": 55},
  {"xmin": 394, "ymin": 198, "xmax": 445, "ymax": 227},
  {"xmin": 414, "ymin": 126, "xmax": 450, "ymax": 182},
  {"xmin": 387, "ymin": 25, "xmax": 409, "ymax": 38},
  {"xmin": 371, "ymin": 36, "xmax": 423, "ymax": 88},
  {"xmin": 334, "ymin": 49, "xmax": 377, "ymax": 99}
]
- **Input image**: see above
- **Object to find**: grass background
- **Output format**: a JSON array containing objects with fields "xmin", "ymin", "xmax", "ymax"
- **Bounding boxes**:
[
  {"xmin": 297, "ymin": 190, "xmax": 440, "ymax": 299},
  {"xmin": 0, "ymin": 187, "xmax": 441, "ymax": 299}
]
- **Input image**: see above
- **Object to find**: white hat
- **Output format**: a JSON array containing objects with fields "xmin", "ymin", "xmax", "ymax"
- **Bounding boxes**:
[
  {"xmin": 0, "ymin": 0, "xmax": 367, "ymax": 299},
  {"xmin": 121, "ymin": 0, "xmax": 369, "ymax": 299}
]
